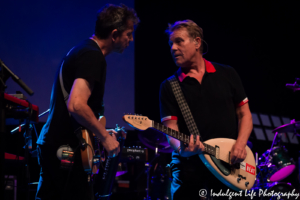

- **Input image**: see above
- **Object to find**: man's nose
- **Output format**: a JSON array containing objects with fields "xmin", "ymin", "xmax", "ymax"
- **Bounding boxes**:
[{"xmin": 171, "ymin": 43, "xmax": 177, "ymax": 51}]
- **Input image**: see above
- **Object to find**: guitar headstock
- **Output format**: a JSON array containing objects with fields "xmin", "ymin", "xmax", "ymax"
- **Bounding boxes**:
[{"xmin": 123, "ymin": 114, "xmax": 153, "ymax": 131}]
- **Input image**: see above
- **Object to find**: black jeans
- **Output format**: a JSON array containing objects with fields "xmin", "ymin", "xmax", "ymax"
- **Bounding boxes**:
[
  {"xmin": 35, "ymin": 144, "xmax": 94, "ymax": 200},
  {"xmin": 170, "ymin": 154, "xmax": 249, "ymax": 200}
]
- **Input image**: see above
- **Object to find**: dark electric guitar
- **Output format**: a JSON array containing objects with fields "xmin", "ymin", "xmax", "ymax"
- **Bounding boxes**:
[
  {"xmin": 57, "ymin": 116, "xmax": 126, "ymax": 199},
  {"xmin": 81, "ymin": 116, "xmax": 126, "ymax": 199},
  {"xmin": 80, "ymin": 116, "xmax": 106, "ymax": 174},
  {"xmin": 123, "ymin": 114, "xmax": 256, "ymax": 191}
]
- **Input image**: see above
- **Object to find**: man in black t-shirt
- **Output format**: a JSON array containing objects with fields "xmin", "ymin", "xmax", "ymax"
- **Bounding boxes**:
[
  {"xmin": 35, "ymin": 4, "xmax": 139, "ymax": 200},
  {"xmin": 159, "ymin": 20, "xmax": 253, "ymax": 199}
]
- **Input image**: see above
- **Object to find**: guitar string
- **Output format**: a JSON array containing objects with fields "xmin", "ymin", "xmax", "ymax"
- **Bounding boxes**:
[
  {"xmin": 153, "ymin": 122, "xmax": 253, "ymax": 169},
  {"xmin": 154, "ymin": 121, "xmax": 233, "ymax": 163}
]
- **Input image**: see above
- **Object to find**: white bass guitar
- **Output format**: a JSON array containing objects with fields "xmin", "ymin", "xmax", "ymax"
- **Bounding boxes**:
[{"xmin": 123, "ymin": 114, "xmax": 256, "ymax": 191}]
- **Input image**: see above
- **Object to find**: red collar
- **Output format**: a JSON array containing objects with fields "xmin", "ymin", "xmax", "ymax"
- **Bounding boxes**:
[{"xmin": 177, "ymin": 59, "xmax": 216, "ymax": 82}]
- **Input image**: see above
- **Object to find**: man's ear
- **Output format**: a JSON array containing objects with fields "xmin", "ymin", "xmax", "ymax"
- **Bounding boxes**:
[
  {"xmin": 194, "ymin": 37, "xmax": 201, "ymax": 49},
  {"xmin": 111, "ymin": 29, "xmax": 118, "ymax": 42}
]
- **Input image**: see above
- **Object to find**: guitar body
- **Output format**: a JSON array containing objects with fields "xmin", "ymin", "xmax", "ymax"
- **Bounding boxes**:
[
  {"xmin": 81, "ymin": 116, "xmax": 106, "ymax": 174},
  {"xmin": 122, "ymin": 115, "xmax": 257, "ymax": 191},
  {"xmin": 199, "ymin": 138, "xmax": 256, "ymax": 191}
]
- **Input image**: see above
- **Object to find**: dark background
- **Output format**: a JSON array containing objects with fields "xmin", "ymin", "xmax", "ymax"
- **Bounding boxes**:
[
  {"xmin": 2, "ymin": 1, "xmax": 300, "ymax": 199},
  {"xmin": 135, "ymin": 0, "xmax": 300, "ymax": 122}
]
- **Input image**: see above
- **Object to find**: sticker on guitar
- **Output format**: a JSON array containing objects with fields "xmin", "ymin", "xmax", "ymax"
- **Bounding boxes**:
[{"xmin": 240, "ymin": 162, "xmax": 255, "ymax": 175}]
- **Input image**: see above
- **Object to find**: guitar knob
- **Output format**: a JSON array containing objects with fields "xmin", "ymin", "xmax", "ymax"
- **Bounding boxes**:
[
  {"xmin": 237, "ymin": 177, "xmax": 241, "ymax": 183},
  {"xmin": 245, "ymin": 182, "xmax": 249, "ymax": 187},
  {"xmin": 93, "ymin": 157, "xmax": 100, "ymax": 164}
]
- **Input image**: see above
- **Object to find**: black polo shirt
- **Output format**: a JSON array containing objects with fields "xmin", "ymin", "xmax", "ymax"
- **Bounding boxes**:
[{"xmin": 159, "ymin": 59, "xmax": 248, "ymax": 142}]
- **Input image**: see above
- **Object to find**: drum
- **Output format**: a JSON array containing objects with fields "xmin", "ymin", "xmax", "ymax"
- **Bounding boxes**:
[
  {"xmin": 259, "ymin": 146, "xmax": 295, "ymax": 182},
  {"xmin": 255, "ymin": 164, "xmax": 278, "ymax": 187}
]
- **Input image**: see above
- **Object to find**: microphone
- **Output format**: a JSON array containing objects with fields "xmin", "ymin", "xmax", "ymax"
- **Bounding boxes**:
[{"xmin": 0, "ymin": 59, "xmax": 34, "ymax": 95}]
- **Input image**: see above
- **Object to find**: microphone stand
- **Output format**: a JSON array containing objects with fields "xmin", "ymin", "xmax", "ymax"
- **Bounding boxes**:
[
  {"xmin": 23, "ymin": 106, "xmax": 34, "ymax": 200},
  {"xmin": 0, "ymin": 59, "xmax": 34, "ymax": 96},
  {"xmin": 134, "ymin": 146, "xmax": 160, "ymax": 200},
  {"xmin": 23, "ymin": 122, "xmax": 31, "ymax": 200}
]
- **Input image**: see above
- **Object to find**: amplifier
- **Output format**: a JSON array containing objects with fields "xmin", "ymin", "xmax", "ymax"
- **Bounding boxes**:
[{"xmin": 120, "ymin": 147, "xmax": 148, "ymax": 162}]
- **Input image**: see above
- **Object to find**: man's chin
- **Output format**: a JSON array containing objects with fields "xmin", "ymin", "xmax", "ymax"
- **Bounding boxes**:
[
  {"xmin": 114, "ymin": 49, "xmax": 124, "ymax": 54},
  {"xmin": 174, "ymin": 61, "xmax": 183, "ymax": 67},
  {"xmin": 119, "ymin": 47, "xmax": 127, "ymax": 53},
  {"xmin": 113, "ymin": 46, "xmax": 126, "ymax": 54}
]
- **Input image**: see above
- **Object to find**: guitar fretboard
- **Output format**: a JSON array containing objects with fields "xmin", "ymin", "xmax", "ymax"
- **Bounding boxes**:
[{"xmin": 152, "ymin": 122, "xmax": 216, "ymax": 156}]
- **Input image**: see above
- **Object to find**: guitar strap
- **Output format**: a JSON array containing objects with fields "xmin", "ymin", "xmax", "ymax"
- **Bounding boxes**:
[
  {"xmin": 59, "ymin": 60, "xmax": 70, "ymax": 106},
  {"xmin": 168, "ymin": 75, "xmax": 201, "ymax": 142},
  {"xmin": 58, "ymin": 47, "xmax": 85, "ymax": 145},
  {"xmin": 59, "ymin": 46, "xmax": 75, "ymax": 106}
]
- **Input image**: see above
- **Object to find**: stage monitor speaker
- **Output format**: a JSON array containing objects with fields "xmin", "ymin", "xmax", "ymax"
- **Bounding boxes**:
[{"xmin": 4, "ymin": 175, "xmax": 17, "ymax": 200}]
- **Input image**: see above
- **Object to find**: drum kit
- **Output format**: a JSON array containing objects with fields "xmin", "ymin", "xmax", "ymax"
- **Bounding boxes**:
[
  {"xmin": 251, "ymin": 120, "xmax": 300, "ymax": 199},
  {"xmin": 251, "ymin": 78, "xmax": 300, "ymax": 199}
]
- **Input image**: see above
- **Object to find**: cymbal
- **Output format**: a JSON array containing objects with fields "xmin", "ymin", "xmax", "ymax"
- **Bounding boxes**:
[
  {"xmin": 272, "ymin": 121, "xmax": 300, "ymax": 134},
  {"xmin": 116, "ymin": 171, "xmax": 127, "ymax": 177},
  {"xmin": 137, "ymin": 129, "xmax": 173, "ymax": 153}
]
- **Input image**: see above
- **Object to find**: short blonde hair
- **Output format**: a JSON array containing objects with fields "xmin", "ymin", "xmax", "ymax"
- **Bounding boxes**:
[{"xmin": 166, "ymin": 20, "xmax": 204, "ymax": 53}]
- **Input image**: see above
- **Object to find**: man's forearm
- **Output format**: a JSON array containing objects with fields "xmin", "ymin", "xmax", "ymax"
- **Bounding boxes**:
[
  {"xmin": 167, "ymin": 136, "xmax": 181, "ymax": 151},
  {"xmin": 68, "ymin": 102, "xmax": 110, "ymax": 141},
  {"xmin": 236, "ymin": 113, "xmax": 253, "ymax": 147},
  {"xmin": 163, "ymin": 121, "xmax": 181, "ymax": 151}
]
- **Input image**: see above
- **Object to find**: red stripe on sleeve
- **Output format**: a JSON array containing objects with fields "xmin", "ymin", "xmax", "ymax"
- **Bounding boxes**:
[
  {"xmin": 161, "ymin": 116, "xmax": 178, "ymax": 122},
  {"xmin": 238, "ymin": 97, "xmax": 249, "ymax": 107}
]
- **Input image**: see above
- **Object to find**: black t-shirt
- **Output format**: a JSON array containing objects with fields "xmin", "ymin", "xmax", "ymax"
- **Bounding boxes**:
[
  {"xmin": 159, "ymin": 60, "xmax": 248, "ymax": 143},
  {"xmin": 37, "ymin": 39, "xmax": 107, "ymax": 147}
]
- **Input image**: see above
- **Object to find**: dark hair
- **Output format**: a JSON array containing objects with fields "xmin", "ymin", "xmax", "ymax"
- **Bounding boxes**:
[
  {"xmin": 166, "ymin": 20, "xmax": 204, "ymax": 53},
  {"xmin": 95, "ymin": 4, "xmax": 139, "ymax": 39}
]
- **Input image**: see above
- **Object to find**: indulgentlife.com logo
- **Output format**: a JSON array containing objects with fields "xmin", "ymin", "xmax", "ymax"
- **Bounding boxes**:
[{"xmin": 199, "ymin": 189, "xmax": 300, "ymax": 200}]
